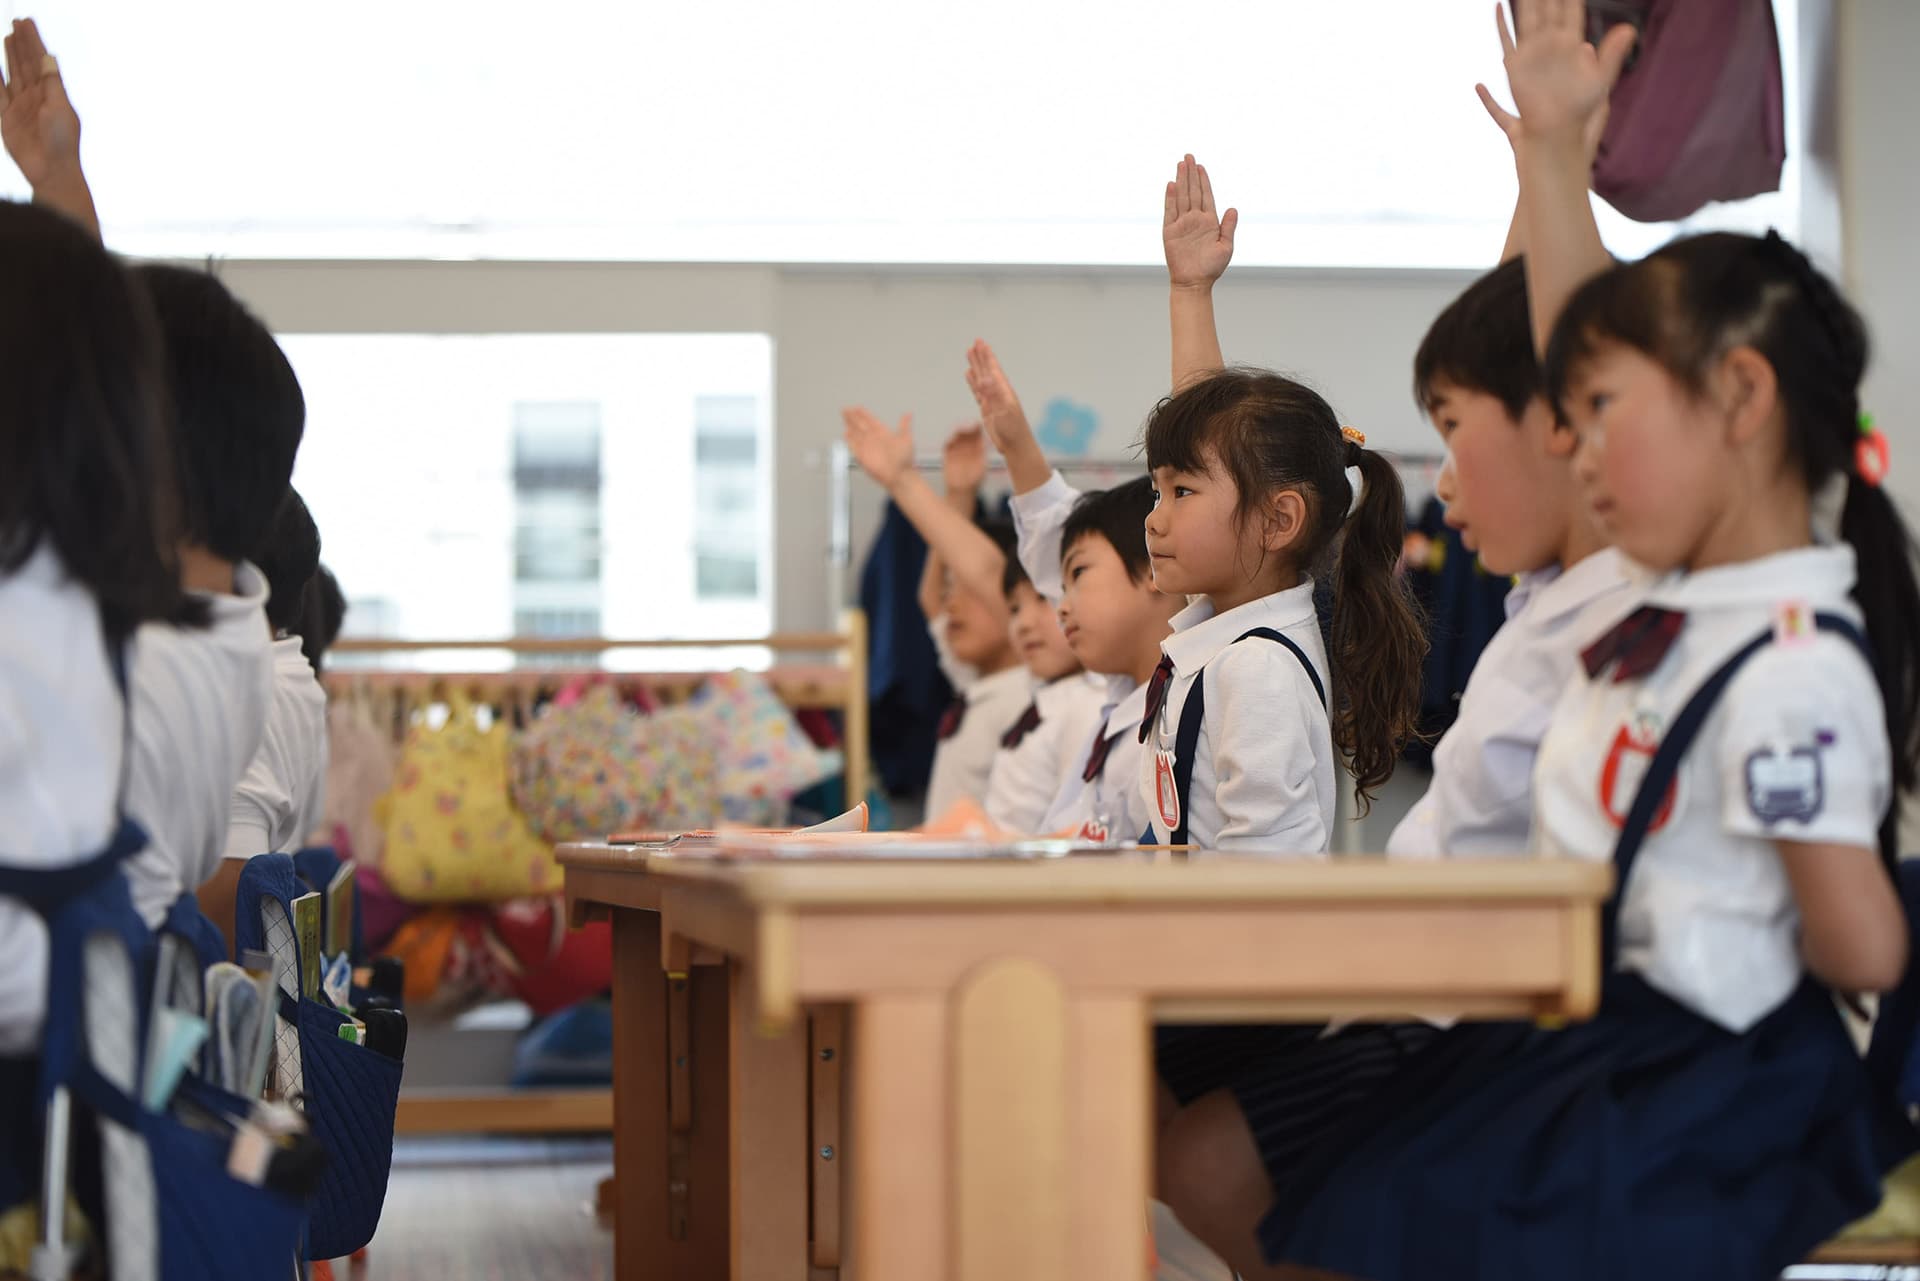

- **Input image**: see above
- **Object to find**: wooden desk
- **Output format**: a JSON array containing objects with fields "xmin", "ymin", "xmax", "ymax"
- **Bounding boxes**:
[{"xmin": 563, "ymin": 846, "xmax": 1611, "ymax": 1281}]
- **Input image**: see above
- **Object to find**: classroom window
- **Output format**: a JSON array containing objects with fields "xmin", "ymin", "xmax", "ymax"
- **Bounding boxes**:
[
  {"xmin": 17, "ymin": 0, "xmax": 1799, "ymax": 269},
  {"xmin": 284, "ymin": 333, "xmax": 774, "ymax": 664}
]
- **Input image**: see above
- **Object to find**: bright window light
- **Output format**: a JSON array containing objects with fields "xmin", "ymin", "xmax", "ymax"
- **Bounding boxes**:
[{"xmin": 2, "ymin": 0, "xmax": 1798, "ymax": 266}]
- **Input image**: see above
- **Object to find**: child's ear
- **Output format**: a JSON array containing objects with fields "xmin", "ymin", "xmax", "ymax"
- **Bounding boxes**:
[
  {"xmin": 1263, "ymin": 489, "xmax": 1310, "ymax": 553},
  {"xmin": 1713, "ymin": 346, "xmax": 1779, "ymax": 447},
  {"xmin": 1526, "ymin": 398, "xmax": 1578, "ymax": 460}
]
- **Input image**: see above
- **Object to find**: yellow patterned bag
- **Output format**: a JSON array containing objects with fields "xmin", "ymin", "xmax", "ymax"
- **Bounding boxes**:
[{"xmin": 378, "ymin": 694, "xmax": 560, "ymax": 902}]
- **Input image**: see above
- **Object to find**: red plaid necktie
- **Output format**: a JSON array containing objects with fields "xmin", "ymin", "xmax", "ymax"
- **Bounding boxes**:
[
  {"xmin": 1136, "ymin": 655, "xmax": 1176, "ymax": 744},
  {"xmin": 1081, "ymin": 725, "xmax": 1122, "ymax": 783},
  {"xmin": 937, "ymin": 693, "xmax": 969, "ymax": 740},
  {"xmin": 1000, "ymin": 700, "xmax": 1044, "ymax": 750},
  {"xmin": 1581, "ymin": 606, "xmax": 1687, "ymax": 683}
]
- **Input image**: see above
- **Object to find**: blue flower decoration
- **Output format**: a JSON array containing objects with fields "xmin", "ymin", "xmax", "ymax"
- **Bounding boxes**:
[{"xmin": 1034, "ymin": 397, "xmax": 1099, "ymax": 457}]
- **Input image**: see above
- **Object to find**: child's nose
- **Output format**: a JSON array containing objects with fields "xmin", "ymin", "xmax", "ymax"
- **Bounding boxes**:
[{"xmin": 1435, "ymin": 453, "xmax": 1458, "ymax": 505}]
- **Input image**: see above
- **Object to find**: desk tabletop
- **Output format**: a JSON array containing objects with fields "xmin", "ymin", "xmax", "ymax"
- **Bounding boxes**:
[{"xmin": 559, "ymin": 843, "xmax": 1613, "ymax": 910}]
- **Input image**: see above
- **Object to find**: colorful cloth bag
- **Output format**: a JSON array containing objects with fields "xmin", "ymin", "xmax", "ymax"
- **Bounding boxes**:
[
  {"xmin": 378, "ymin": 694, "xmax": 559, "ymax": 902},
  {"xmin": 686, "ymin": 671, "xmax": 843, "ymax": 826},
  {"xmin": 508, "ymin": 685, "xmax": 722, "ymax": 842}
]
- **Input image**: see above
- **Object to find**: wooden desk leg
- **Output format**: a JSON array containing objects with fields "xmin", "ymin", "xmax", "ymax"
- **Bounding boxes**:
[
  {"xmin": 730, "ymin": 961, "xmax": 811, "ymax": 1281},
  {"xmin": 1066, "ymin": 996, "xmax": 1152, "ymax": 1281},
  {"xmin": 851, "ymin": 995, "xmax": 951, "ymax": 1281},
  {"xmin": 610, "ymin": 908, "xmax": 671, "ymax": 1281},
  {"xmin": 610, "ymin": 909, "xmax": 731, "ymax": 1281}
]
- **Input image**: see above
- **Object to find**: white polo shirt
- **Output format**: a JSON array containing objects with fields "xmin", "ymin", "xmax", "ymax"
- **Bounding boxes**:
[
  {"xmin": 225, "ymin": 636, "xmax": 330, "ymax": 859},
  {"xmin": 1388, "ymin": 548, "xmax": 1639, "ymax": 859},
  {"xmin": 924, "ymin": 661, "xmax": 1032, "ymax": 823},
  {"xmin": 0, "ymin": 546, "xmax": 125, "ymax": 1053},
  {"xmin": 1139, "ymin": 583, "xmax": 1334, "ymax": 855},
  {"xmin": 1039, "ymin": 675, "xmax": 1149, "ymax": 842},
  {"xmin": 123, "ymin": 564, "xmax": 275, "ymax": 927},
  {"xmin": 1531, "ymin": 545, "xmax": 1888, "ymax": 1032},
  {"xmin": 984, "ymin": 672, "xmax": 1109, "ymax": 834}
]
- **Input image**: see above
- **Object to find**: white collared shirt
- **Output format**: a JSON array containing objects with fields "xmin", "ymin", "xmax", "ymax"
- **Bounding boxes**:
[
  {"xmin": 1009, "ymin": 470, "xmax": 1082, "ymax": 605},
  {"xmin": 0, "ymin": 546, "xmax": 125, "ymax": 1053},
  {"xmin": 1532, "ymin": 545, "xmax": 1888, "ymax": 1032},
  {"xmin": 1139, "ymin": 583, "xmax": 1333, "ymax": 855},
  {"xmin": 225, "ymin": 637, "xmax": 330, "ymax": 859},
  {"xmin": 924, "ymin": 661, "xmax": 1032, "ymax": 822},
  {"xmin": 1388, "ymin": 548, "xmax": 1639, "ymax": 859},
  {"xmin": 123, "ymin": 563, "xmax": 275, "ymax": 927},
  {"xmin": 1040, "ymin": 674, "xmax": 1149, "ymax": 841},
  {"xmin": 984, "ymin": 672, "xmax": 1110, "ymax": 834}
]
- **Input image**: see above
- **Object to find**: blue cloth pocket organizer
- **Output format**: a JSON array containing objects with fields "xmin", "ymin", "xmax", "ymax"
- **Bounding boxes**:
[
  {"xmin": 26, "ymin": 839, "xmax": 304, "ymax": 1281},
  {"xmin": 235, "ymin": 854, "xmax": 402, "ymax": 1261}
]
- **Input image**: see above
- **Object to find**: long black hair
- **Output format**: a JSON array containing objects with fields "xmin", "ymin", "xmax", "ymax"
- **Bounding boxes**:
[
  {"xmin": 1546, "ymin": 231, "xmax": 1920, "ymax": 868},
  {"xmin": 0, "ymin": 202, "xmax": 192, "ymax": 642}
]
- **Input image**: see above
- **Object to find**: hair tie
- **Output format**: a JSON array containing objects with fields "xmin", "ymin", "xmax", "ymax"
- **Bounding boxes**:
[
  {"xmin": 1858, "ymin": 412, "xmax": 1891, "ymax": 487},
  {"xmin": 1340, "ymin": 425, "xmax": 1367, "ymax": 447}
]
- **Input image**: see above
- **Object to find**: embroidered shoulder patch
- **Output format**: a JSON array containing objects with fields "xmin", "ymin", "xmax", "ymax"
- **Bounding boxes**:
[{"xmin": 1744, "ymin": 738, "xmax": 1830, "ymax": 825}]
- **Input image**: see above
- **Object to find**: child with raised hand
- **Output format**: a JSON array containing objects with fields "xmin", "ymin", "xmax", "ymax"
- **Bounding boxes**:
[
  {"xmin": 841, "ymin": 408, "xmax": 1099, "ymax": 829},
  {"xmin": 965, "ymin": 341, "xmax": 1183, "ymax": 842},
  {"xmin": 1260, "ymin": 5, "xmax": 1920, "ymax": 1278},
  {"xmin": 0, "ymin": 23, "xmax": 289, "ymax": 931},
  {"xmin": 0, "ymin": 199, "xmax": 193, "ymax": 1061},
  {"xmin": 1138, "ymin": 372, "xmax": 1425, "ymax": 852},
  {"xmin": 1384, "ymin": 9, "xmax": 1637, "ymax": 862}
]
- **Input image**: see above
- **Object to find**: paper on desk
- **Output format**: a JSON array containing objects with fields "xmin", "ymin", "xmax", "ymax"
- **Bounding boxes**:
[{"xmin": 609, "ymin": 800, "xmax": 870, "ymax": 847}]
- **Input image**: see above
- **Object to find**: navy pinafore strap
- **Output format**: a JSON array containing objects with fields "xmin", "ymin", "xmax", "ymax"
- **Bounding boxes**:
[
  {"xmin": 1603, "ymin": 612, "xmax": 1868, "ymax": 961},
  {"xmin": 1158, "ymin": 627, "xmax": 1326, "ymax": 847}
]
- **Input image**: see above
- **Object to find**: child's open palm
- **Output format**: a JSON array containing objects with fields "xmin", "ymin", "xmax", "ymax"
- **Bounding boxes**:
[
  {"xmin": 0, "ymin": 19, "xmax": 80, "ymax": 189},
  {"xmin": 842, "ymin": 407, "xmax": 916, "ymax": 490},
  {"xmin": 942, "ymin": 424, "xmax": 989, "ymax": 494},
  {"xmin": 1500, "ymin": 0, "xmax": 1636, "ymax": 141},
  {"xmin": 1162, "ymin": 155, "xmax": 1237, "ymax": 290},
  {"xmin": 965, "ymin": 341, "xmax": 1035, "ymax": 459}
]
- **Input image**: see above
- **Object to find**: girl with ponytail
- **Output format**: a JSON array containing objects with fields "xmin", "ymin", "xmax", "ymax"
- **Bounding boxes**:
[
  {"xmin": 1259, "ymin": 9, "xmax": 1919, "ymax": 1277},
  {"xmin": 1136, "ymin": 368, "xmax": 1426, "ymax": 853}
]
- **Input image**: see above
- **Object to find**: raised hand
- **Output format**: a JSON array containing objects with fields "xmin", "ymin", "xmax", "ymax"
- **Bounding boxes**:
[
  {"xmin": 0, "ymin": 19, "xmax": 81, "ymax": 189},
  {"xmin": 942, "ymin": 423, "xmax": 988, "ymax": 495},
  {"xmin": 1162, "ymin": 154, "xmax": 1237, "ymax": 291},
  {"xmin": 1476, "ymin": 16, "xmax": 1612, "ymax": 167},
  {"xmin": 965, "ymin": 341, "xmax": 1035, "ymax": 457},
  {"xmin": 842, "ymin": 407, "xmax": 916, "ymax": 490},
  {"xmin": 1499, "ymin": 0, "xmax": 1636, "ymax": 142},
  {"xmin": 964, "ymin": 340, "xmax": 1052, "ymax": 495}
]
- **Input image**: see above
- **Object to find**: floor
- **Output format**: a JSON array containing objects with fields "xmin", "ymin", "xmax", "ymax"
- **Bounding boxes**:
[
  {"xmin": 355, "ymin": 1137, "xmax": 1234, "ymax": 1280},
  {"xmin": 357, "ymin": 1137, "xmax": 612, "ymax": 1281}
]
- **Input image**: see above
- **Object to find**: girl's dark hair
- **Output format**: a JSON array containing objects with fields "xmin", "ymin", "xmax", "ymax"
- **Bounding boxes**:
[
  {"xmin": 1143, "ymin": 369, "xmax": 1427, "ymax": 807},
  {"xmin": 299, "ymin": 564, "xmax": 346, "ymax": 673},
  {"xmin": 1545, "ymin": 230, "xmax": 1920, "ymax": 868},
  {"xmin": 132, "ymin": 263, "xmax": 306, "ymax": 564},
  {"xmin": 256, "ymin": 487, "xmax": 321, "ymax": 634},
  {"xmin": 1062, "ymin": 476, "xmax": 1156, "ymax": 583},
  {"xmin": 0, "ymin": 201, "xmax": 193, "ymax": 644}
]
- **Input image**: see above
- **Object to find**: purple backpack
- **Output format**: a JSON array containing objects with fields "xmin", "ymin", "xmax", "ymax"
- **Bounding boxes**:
[{"xmin": 1584, "ymin": 0, "xmax": 1786, "ymax": 223}]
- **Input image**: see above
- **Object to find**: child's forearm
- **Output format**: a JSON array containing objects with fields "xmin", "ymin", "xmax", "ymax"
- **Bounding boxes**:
[
  {"xmin": 1000, "ymin": 431, "xmax": 1051, "ymax": 497},
  {"xmin": 1517, "ymin": 134, "xmax": 1611, "ymax": 356},
  {"xmin": 35, "ymin": 166, "xmax": 100, "ymax": 241},
  {"xmin": 1170, "ymin": 283, "xmax": 1225, "ymax": 391},
  {"xmin": 896, "ymin": 471, "xmax": 1008, "ymax": 620},
  {"xmin": 1498, "ymin": 192, "xmax": 1525, "ymax": 265}
]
